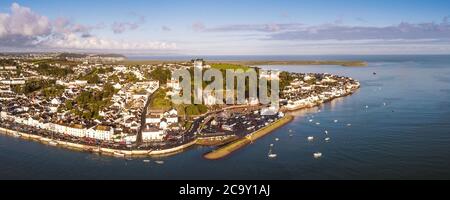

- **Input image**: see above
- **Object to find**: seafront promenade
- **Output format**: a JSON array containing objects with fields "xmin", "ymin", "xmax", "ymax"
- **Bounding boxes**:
[{"xmin": 0, "ymin": 126, "xmax": 197, "ymax": 157}]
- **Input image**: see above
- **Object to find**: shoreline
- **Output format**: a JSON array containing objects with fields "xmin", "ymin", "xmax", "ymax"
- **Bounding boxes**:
[
  {"xmin": 0, "ymin": 88, "xmax": 359, "ymax": 159},
  {"xmin": 0, "ymin": 127, "xmax": 197, "ymax": 158},
  {"xmin": 121, "ymin": 60, "xmax": 368, "ymax": 67}
]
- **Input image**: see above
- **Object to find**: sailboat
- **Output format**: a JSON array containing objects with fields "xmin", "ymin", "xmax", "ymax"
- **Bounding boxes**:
[{"xmin": 268, "ymin": 144, "xmax": 277, "ymax": 158}]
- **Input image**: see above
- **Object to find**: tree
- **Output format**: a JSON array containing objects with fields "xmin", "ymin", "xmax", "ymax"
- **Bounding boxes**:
[
  {"xmin": 185, "ymin": 105, "xmax": 200, "ymax": 116},
  {"xmin": 147, "ymin": 66, "xmax": 171, "ymax": 84}
]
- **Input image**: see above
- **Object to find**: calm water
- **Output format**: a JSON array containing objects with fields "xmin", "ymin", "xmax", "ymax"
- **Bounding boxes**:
[{"xmin": 1, "ymin": 55, "xmax": 450, "ymax": 180}]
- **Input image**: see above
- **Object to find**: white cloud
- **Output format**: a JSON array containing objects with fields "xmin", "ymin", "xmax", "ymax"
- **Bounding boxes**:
[
  {"xmin": 0, "ymin": 3, "xmax": 176, "ymax": 51},
  {"xmin": 1, "ymin": 3, "xmax": 51, "ymax": 37},
  {"xmin": 44, "ymin": 33, "xmax": 177, "ymax": 50}
]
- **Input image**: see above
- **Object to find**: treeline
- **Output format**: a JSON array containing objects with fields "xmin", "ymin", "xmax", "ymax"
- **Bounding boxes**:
[{"xmin": 36, "ymin": 63, "xmax": 73, "ymax": 77}]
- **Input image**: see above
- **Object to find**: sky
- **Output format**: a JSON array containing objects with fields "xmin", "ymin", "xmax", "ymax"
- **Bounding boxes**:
[{"xmin": 1, "ymin": 0, "xmax": 450, "ymax": 55}]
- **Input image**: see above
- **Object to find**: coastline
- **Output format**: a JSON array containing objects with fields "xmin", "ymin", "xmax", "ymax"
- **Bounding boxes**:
[
  {"xmin": 0, "ymin": 86, "xmax": 360, "ymax": 159},
  {"xmin": 0, "ymin": 127, "xmax": 197, "ymax": 158},
  {"xmin": 121, "ymin": 60, "xmax": 368, "ymax": 67}
]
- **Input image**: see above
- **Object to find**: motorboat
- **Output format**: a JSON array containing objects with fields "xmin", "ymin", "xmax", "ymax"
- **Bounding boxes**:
[
  {"xmin": 268, "ymin": 153, "xmax": 277, "ymax": 158},
  {"xmin": 155, "ymin": 160, "xmax": 164, "ymax": 165},
  {"xmin": 325, "ymin": 137, "xmax": 331, "ymax": 142},
  {"xmin": 334, "ymin": 120, "xmax": 338, "ymax": 123},
  {"xmin": 113, "ymin": 152, "xmax": 125, "ymax": 157},
  {"xmin": 12, "ymin": 132, "xmax": 21, "ymax": 138},
  {"xmin": 48, "ymin": 141, "xmax": 58, "ymax": 146},
  {"xmin": 313, "ymin": 152, "xmax": 323, "ymax": 158},
  {"xmin": 307, "ymin": 136, "xmax": 314, "ymax": 141},
  {"xmin": 143, "ymin": 160, "xmax": 150, "ymax": 163}
]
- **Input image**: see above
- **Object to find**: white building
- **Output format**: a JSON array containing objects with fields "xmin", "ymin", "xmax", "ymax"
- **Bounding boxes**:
[
  {"xmin": 86, "ymin": 125, "xmax": 114, "ymax": 141},
  {"xmin": 142, "ymin": 125, "xmax": 165, "ymax": 141}
]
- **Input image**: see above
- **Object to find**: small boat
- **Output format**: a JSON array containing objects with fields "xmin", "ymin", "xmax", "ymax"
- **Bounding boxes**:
[
  {"xmin": 275, "ymin": 138, "xmax": 279, "ymax": 141},
  {"xmin": 309, "ymin": 119, "xmax": 314, "ymax": 122},
  {"xmin": 268, "ymin": 153, "xmax": 277, "ymax": 158},
  {"xmin": 289, "ymin": 134, "xmax": 294, "ymax": 137},
  {"xmin": 347, "ymin": 123, "xmax": 352, "ymax": 127},
  {"xmin": 268, "ymin": 145, "xmax": 277, "ymax": 158},
  {"xmin": 113, "ymin": 152, "xmax": 125, "ymax": 157},
  {"xmin": 155, "ymin": 160, "xmax": 164, "ymax": 165},
  {"xmin": 324, "ymin": 130, "xmax": 328, "ymax": 135},
  {"xmin": 143, "ymin": 160, "xmax": 150, "ymax": 163},
  {"xmin": 383, "ymin": 102, "xmax": 387, "ymax": 106},
  {"xmin": 288, "ymin": 129, "xmax": 293, "ymax": 133},
  {"xmin": 315, "ymin": 122, "xmax": 320, "ymax": 125},
  {"xmin": 365, "ymin": 105, "xmax": 369, "ymax": 109},
  {"xmin": 313, "ymin": 152, "xmax": 323, "ymax": 158},
  {"xmin": 373, "ymin": 72, "xmax": 377, "ymax": 75},
  {"xmin": 325, "ymin": 137, "xmax": 331, "ymax": 142},
  {"xmin": 307, "ymin": 136, "xmax": 314, "ymax": 141},
  {"xmin": 12, "ymin": 132, "xmax": 21, "ymax": 138},
  {"xmin": 334, "ymin": 119, "xmax": 338, "ymax": 123},
  {"xmin": 48, "ymin": 141, "xmax": 58, "ymax": 146}
]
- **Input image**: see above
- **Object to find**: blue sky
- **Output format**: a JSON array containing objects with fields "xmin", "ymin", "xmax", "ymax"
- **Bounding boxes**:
[{"xmin": 1, "ymin": 0, "xmax": 450, "ymax": 55}]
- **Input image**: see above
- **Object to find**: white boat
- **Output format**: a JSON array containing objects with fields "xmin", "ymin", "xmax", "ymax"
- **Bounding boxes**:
[
  {"xmin": 347, "ymin": 123, "xmax": 352, "ymax": 127},
  {"xmin": 324, "ymin": 130, "xmax": 329, "ymax": 135},
  {"xmin": 325, "ymin": 137, "xmax": 331, "ymax": 142},
  {"xmin": 307, "ymin": 136, "xmax": 314, "ymax": 141},
  {"xmin": 48, "ymin": 141, "xmax": 58, "ymax": 146},
  {"xmin": 143, "ymin": 160, "xmax": 150, "ymax": 163},
  {"xmin": 289, "ymin": 129, "xmax": 293, "ymax": 133},
  {"xmin": 268, "ymin": 153, "xmax": 278, "ymax": 158},
  {"xmin": 365, "ymin": 105, "xmax": 369, "ymax": 109},
  {"xmin": 309, "ymin": 119, "xmax": 313, "ymax": 122},
  {"xmin": 275, "ymin": 138, "xmax": 279, "ymax": 141},
  {"xmin": 12, "ymin": 132, "xmax": 21, "ymax": 138},
  {"xmin": 155, "ymin": 160, "xmax": 164, "ymax": 165},
  {"xmin": 268, "ymin": 145, "xmax": 277, "ymax": 158},
  {"xmin": 334, "ymin": 120, "xmax": 338, "ymax": 123},
  {"xmin": 113, "ymin": 152, "xmax": 125, "ymax": 157},
  {"xmin": 313, "ymin": 152, "xmax": 323, "ymax": 158},
  {"xmin": 315, "ymin": 122, "xmax": 320, "ymax": 125},
  {"xmin": 383, "ymin": 102, "xmax": 387, "ymax": 106}
]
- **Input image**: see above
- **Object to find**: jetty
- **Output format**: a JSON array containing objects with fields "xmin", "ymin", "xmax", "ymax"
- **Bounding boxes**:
[{"xmin": 203, "ymin": 115, "xmax": 294, "ymax": 160}]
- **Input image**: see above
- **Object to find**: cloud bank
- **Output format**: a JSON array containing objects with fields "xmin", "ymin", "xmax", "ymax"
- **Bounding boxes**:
[{"xmin": 0, "ymin": 3, "xmax": 176, "ymax": 51}]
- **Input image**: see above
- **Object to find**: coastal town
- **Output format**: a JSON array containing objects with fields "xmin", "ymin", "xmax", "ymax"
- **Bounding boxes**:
[{"xmin": 0, "ymin": 53, "xmax": 360, "ymax": 158}]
